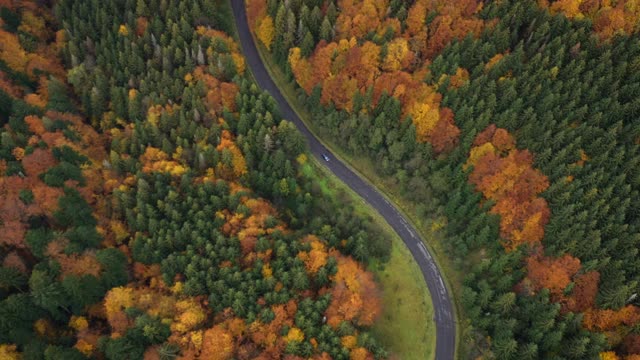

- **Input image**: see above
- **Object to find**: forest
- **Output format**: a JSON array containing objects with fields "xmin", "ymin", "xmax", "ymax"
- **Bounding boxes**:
[
  {"xmin": 0, "ymin": 0, "xmax": 396, "ymax": 358},
  {"xmin": 249, "ymin": 0, "xmax": 640, "ymax": 358}
]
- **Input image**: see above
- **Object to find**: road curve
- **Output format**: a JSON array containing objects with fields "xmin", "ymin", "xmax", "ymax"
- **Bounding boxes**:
[{"xmin": 230, "ymin": 2, "xmax": 456, "ymax": 359}]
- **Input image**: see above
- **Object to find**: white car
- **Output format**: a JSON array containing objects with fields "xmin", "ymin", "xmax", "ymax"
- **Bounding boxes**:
[{"xmin": 321, "ymin": 154, "xmax": 330, "ymax": 162}]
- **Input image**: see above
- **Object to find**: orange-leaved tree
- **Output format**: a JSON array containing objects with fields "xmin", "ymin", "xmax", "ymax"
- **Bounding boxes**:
[
  {"xmin": 324, "ymin": 251, "xmax": 381, "ymax": 328},
  {"xmin": 467, "ymin": 125, "xmax": 550, "ymax": 251}
]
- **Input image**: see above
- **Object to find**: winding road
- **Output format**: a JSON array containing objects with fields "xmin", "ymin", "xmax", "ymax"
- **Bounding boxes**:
[{"xmin": 231, "ymin": 2, "xmax": 456, "ymax": 359}]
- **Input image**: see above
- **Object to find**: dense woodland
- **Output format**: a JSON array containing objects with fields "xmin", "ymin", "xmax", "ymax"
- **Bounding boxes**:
[
  {"xmin": 0, "ymin": 0, "xmax": 395, "ymax": 358},
  {"xmin": 249, "ymin": 0, "xmax": 640, "ymax": 358}
]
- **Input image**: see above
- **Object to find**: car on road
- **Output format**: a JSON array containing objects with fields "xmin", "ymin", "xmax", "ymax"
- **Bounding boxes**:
[{"xmin": 321, "ymin": 154, "xmax": 330, "ymax": 162}]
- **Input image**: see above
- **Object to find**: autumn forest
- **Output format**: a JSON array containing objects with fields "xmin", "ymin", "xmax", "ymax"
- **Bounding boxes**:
[
  {"xmin": 249, "ymin": 0, "xmax": 640, "ymax": 358},
  {"xmin": 1, "ymin": 0, "xmax": 640, "ymax": 359},
  {"xmin": 0, "ymin": 0, "xmax": 392, "ymax": 358}
]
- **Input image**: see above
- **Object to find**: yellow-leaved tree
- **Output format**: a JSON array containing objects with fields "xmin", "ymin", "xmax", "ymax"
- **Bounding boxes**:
[
  {"xmin": 382, "ymin": 38, "xmax": 411, "ymax": 72},
  {"xmin": 599, "ymin": 352, "xmax": 619, "ymax": 360},
  {"xmin": 103, "ymin": 287, "xmax": 135, "ymax": 334},
  {"xmin": 257, "ymin": 16, "xmax": 274, "ymax": 50},
  {"xmin": 0, "ymin": 344, "xmax": 21, "ymax": 359},
  {"xmin": 409, "ymin": 102, "xmax": 441, "ymax": 142}
]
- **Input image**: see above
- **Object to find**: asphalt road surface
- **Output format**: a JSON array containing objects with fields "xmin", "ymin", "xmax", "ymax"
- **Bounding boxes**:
[{"xmin": 231, "ymin": 2, "xmax": 456, "ymax": 359}]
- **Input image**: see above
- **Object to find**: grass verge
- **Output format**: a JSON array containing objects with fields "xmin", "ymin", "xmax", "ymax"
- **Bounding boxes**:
[
  {"xmin": 248, "ymin": 31, "xmax": 466, "ymax": 358},
  {"xmin": 304, "ymin": 159, "xmax": 436, "ymax": 359},
  {"xmin": 370, "ymin": 242, "xmax": 436, "ymax": 360}
]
